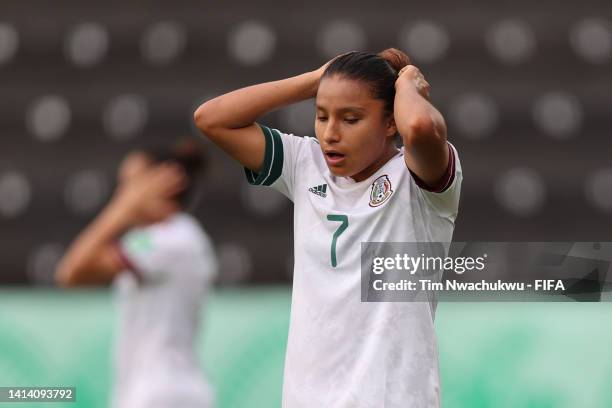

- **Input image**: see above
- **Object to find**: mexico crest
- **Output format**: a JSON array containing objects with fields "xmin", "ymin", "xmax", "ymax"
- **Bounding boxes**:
[{"xmin": 369, "ymin": 175, "xmax": 393, "ymax": 207}]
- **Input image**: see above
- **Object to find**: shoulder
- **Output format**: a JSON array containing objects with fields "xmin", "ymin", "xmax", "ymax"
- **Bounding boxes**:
[
  {"xmin": 117, "ymin": 213, "xmax": 216, "ymax": 284},
  {"xmin": 400, "ymin": 142, "xmax": 463, "ymax": 220},
  {"xmin": 270, "ymin": 126, "xmax": 320, "ymax": 155},
  {"xmin": 263, "ymin": 125, "xmax": 325, "ymax": 173},
  {"xmin": 141, "ymin": 213, "xmax": 212, "ymax": 256},
  {"xmin": 166, "ymin": 213, "xmax": 212, "ymax": 251},
  {"xmin": 399, "ymin": 141, "xmax": 462, "ymax": 190}
]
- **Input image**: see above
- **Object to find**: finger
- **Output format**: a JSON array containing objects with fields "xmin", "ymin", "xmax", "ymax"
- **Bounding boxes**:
[
  {"xmin": 398, "ymin": 65, "xmax": 421, "ymax": 82},
  {"xmin": 139, "ymin": 168, "xmax": 186, "ymax": 199},
  {"xmin": 153, "ymin": 164, "xmax": 186, "ymax": 185},
  {"xmin": 321, "ymin": 51, "xmax": 355, "ymax": 72}
]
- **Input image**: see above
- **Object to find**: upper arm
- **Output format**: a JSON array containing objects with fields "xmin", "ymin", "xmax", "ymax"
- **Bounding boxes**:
[
  {"xmin": 402, "ymin": 110, "xmax": 449, "ymax": 190},
  {"xmin": 194, "ymin": 101, "xmax": 265, "ymax": 172},
  {"xmin": 243, "ymin": 125, "xmax": 308, "ymax": 200},
  {"xmin": 412, "ymin": 142, "xmax": 463, "ymax": 221}
]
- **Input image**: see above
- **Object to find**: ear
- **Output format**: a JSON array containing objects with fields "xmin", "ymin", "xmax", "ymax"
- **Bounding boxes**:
[{"xmin": 386, "ymin": 115, "xmax": 397, "ymax": 138}]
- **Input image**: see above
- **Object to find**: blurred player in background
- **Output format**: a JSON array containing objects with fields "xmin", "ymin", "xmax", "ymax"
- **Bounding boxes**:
[
  {"xmin": 55, "ymin": 140, "xmax": 217, "ymax": 408},
  {"xmin": 194, "ymin": 49, "xmax": 461, "ymax": 407}
]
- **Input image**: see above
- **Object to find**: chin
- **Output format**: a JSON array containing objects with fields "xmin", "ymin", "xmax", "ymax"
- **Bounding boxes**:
[{"xmin": 327, "ymin": 164, "xmax": 352, "ymax": 177}]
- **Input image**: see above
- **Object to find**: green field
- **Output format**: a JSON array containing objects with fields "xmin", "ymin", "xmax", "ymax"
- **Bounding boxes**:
[{"xmin": 0, "ymin": 288, "xmax": 611, "ymax": 408}]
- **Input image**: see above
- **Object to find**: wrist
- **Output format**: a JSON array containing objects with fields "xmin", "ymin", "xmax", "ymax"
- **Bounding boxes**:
[
  {"xmin": 397, "ymin": 77, "xmax": 431, "ymax": 101},
  {"xmin": 106, "ymin": 194, "xmax": 136, "ymax": 230},
  {"xmin": 303, "ymin": 70, "xmax": 322, "ymax": 98}
]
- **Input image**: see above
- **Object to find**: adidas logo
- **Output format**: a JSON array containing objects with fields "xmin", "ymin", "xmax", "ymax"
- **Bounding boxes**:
[{"xmin": 309, "ymin": 184, "xmax": 328, "ymax": 198}]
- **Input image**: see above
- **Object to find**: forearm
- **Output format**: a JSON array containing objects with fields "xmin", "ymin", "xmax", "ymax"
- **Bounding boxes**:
[
  {"xmin": 394, "ymin": 80, "xmax": 446, "ymax": 146},
  {"xmin": 195, "ymin": 71, "xmax": 319, "ymax": 130},
  {"xmin": 394, "ymin": 69, "xmax": 450, "ymax": 187},
  {"xmin": 56, "ymin": 199, "xmax": 130, "ymax": 286}
]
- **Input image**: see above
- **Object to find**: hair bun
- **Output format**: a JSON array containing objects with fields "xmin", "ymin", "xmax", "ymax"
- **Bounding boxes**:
[{"xmin": 378, "ymin": 48, "xmax": 411, "ymax": 72}]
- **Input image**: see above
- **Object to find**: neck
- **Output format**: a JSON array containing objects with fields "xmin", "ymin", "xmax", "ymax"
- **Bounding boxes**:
[{"xmin": 350, "ymin": 143, "xmax": 399, "ymax": 182}]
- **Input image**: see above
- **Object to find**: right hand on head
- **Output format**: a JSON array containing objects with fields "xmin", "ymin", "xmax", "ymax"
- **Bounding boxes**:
[{"xmin": 112, "ymin": 163, "xmax": 187, "ymax": 226}]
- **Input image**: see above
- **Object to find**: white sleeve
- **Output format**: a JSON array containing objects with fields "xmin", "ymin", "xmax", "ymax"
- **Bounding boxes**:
[
  {"xmin": 118, "ymin": 217, "xmax": 217, "ymax": 284},
  {"xmin": 412, "ymin": 142, "xmax": 463, "ymax": 222},
  {"xmin": 244, "ymin": 124, "xmax": 310, "ymax": 201},
  {"xmin": 118, "ymin": 227, "xmax": 170, "ymax": 282}
]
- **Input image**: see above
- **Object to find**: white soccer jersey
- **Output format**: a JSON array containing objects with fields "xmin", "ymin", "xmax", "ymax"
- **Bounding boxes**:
[
  {"xmin": 246, "ymin": 125, "xmax": 462, "ymax": 408},
  {"xmin": 111, "ymin": 213, "xmax": 217, "ymax": 408}
]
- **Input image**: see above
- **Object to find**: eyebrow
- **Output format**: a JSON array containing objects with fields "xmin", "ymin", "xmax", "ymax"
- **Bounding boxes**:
[{"xmin": 315, "ymin": 105, "xmax": 367, "ymax": 114}]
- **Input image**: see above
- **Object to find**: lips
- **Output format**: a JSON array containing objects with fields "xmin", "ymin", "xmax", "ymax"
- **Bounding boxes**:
[{"xmin": 324, "ymin": 151, "xmax": 346, "ymax": 166}]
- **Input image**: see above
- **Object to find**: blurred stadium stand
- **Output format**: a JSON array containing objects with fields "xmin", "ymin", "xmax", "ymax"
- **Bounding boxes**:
[{"xmin": 0, "ymin": 0, "xmax": 611, "ymax": 285}]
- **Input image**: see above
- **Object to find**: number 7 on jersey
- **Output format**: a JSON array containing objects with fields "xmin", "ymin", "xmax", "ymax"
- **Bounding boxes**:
[{"xmin": 326, "ymin": 214, "xmax": 348, "ymax": 268}]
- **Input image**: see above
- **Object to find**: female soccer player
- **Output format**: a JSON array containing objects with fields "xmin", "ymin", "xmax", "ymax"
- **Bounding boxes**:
[
  {"xmin": 55, "ymin": 141, "xmax": 217, "ymax": 408},
  {"xmin": 195, "ymin": 49, "xmax": 462, "ymax": 407}
]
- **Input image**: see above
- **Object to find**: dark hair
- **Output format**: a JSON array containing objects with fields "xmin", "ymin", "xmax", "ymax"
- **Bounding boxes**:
[
  {"xmin": 143, "ymin": 138, "xmax": 207, "ymax": 210},
  {"xmin": 322, "ymin": 48, "xmax": 411, "ymax": 114}
]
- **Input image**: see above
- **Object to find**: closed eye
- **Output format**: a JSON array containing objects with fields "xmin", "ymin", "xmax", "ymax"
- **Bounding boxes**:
[{"xmin": 344, "ymin": 118, "xmax": 359, "ymax": 124}]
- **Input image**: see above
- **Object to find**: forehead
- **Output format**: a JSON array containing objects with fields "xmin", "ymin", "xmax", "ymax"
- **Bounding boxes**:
[{"xmin": 316, "ymin": 75, "xmax": 381, "ymax": 111}]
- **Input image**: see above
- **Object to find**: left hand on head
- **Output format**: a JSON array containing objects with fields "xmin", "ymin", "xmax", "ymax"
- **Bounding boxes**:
[{"xmin": 395, "ymin": 65, "xmax": 431, "ymax": 100}]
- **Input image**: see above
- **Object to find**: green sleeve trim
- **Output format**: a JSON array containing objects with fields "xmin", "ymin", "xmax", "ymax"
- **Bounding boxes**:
[{"xmin": 244, "ymin": 125, "xmax": 284, "ymax": 186}]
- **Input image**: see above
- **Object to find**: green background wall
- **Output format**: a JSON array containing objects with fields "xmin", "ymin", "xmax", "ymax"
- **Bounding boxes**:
[{"xmin": 0, "ymin": 288, "xmax": 611, "ymax": 408}]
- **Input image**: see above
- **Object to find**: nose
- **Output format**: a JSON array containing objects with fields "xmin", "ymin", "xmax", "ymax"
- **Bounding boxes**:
[{"xmin": 321, "ymin": 119, "xmax": 341, "ymax": 144}]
